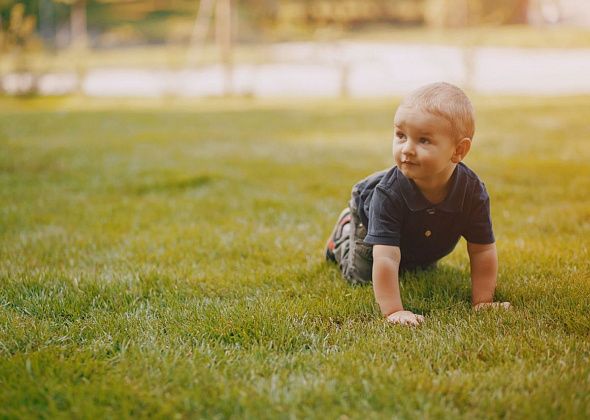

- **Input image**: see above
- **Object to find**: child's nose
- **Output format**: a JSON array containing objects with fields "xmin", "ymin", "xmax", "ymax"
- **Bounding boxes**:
[{"xmin": 402, "ymin": 140, "xmax": 416, "ymax": 155}]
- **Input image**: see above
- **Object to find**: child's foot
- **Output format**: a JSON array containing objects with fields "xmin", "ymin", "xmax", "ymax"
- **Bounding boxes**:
[{"xmin": 325, "ymin": 208, "xmax": 352, "ymax": 263}]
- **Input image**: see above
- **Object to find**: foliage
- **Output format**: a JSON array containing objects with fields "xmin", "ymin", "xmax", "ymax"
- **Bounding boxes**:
[
  {"xmin": 0, "ymin": 96, "xmax": 589, "ymax": 417},
  {"xmin": 424, "ymin": 0, "xmax": 530, "ymax": 27},
  {"xmin": 0, "ymin": 2, "xmax": 37, "ymax": 52},
  {"xmin": 0, "ymin": 2, "xmax": 42, "ymax": 95},
  {"xmin": 0, "ymin": 0, "xmax": 546, "ymax": 47}
]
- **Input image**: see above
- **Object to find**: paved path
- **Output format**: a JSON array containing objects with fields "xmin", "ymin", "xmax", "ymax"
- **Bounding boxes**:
[{"xmin": 4, "ymin": 42, "xmax": 590, "ymax": 97}]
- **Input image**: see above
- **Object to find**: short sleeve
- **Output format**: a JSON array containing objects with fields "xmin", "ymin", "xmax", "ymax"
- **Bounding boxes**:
[
  {"xmin": 363, "ymin": 188, "xmax": 404, "ymax": 247},
  {"xmin": 462, "ymin": 182, "xmax": 495, "ymax": 244}
]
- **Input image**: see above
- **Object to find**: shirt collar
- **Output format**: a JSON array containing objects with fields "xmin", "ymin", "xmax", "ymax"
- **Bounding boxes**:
[{"xmin": 398, "ymin": 164, "xmax": 467, "ymax": 213}]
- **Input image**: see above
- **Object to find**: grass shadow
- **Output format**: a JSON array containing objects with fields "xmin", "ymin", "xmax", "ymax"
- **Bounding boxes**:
[
  {"xmin": 133, "ymin": 174, "xmax": 215, "ymax": 195},
  {"xmin": 322, "ymin": 260, "xmax": 471, "ymax": 316},
  {"xmin": 398, "ymin": 265, "xmax": 472, "ymax": 315}
]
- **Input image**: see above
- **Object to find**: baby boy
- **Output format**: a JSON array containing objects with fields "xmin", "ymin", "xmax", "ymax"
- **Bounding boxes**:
[{"xmin": 325, "ymin": 82, "xmax": 510, "ymax": 326}]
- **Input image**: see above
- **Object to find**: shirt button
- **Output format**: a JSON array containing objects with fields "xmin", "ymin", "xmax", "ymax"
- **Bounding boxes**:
[{"xmin": 425, "ymin": 230, "xmax": 432, "ymax": 237}]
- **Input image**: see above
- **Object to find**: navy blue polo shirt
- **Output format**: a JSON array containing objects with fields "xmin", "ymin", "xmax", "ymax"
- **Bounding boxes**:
[{"xmin": 355, "ymin": 163, "xmax": 494, "ymax": 269}]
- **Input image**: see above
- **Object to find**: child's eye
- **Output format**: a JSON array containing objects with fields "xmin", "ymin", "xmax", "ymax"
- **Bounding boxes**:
[
  {"xmin": 395, "ymin": 132, "xmax": 406, "ymax": 141},
  {"xmin": 420, "ymin": 138, "xmax": 430, "ymax": 144}
]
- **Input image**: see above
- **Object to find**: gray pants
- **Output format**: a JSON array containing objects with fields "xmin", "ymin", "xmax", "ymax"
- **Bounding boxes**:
[{"xmin": 333, "ymin": 184, "xmax": 374, "ymax": 286}]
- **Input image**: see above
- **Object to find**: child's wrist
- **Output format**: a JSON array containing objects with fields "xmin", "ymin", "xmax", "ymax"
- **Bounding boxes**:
[{"xmin": 384, "ymin": 307, "xmax": 404, "ymax": 317}]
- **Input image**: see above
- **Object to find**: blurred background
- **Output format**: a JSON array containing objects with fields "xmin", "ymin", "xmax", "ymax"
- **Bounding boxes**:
[{"xmin": 1, "ymin": 0, "xmax": 590, "ymax": 97}]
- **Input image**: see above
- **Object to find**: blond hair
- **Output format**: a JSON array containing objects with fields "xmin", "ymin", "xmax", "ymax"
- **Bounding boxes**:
[{"xmin": 399, "ymin": 82, "xmax": 475, "ymax": 140}]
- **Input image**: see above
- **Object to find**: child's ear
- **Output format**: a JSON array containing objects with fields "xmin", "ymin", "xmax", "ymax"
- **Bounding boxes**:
[{"xmin": 451, "ymin": 138, "xmax": 471, "ymax": 163}]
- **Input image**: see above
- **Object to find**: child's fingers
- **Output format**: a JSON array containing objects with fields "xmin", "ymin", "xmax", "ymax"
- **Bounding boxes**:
[
  {"xmin": 408, "ymin": 317, "xmax": 420, "ymax": 326},
  {"xmin": 389, "ymin": 317, "xmax": 409, "ymax": 325},
  {"xmin": 474, "ymin": 302, "xmax": 512, "ymax": 311},
  {"xmin": 489, "ymin": 302, "xmax": 511, "ymax": 309},
  {"xmin": 387, "ymin": 313, "xmax": 424, "ymax": 326}
]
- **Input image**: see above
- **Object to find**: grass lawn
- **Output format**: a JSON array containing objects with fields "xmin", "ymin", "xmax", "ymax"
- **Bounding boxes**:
[{"xmin": 1, "ymin": 95, "xmax": 589, "ymax": 418}]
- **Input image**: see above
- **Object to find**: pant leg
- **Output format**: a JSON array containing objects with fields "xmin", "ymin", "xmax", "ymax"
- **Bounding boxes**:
[{"xmin": 333, "ymin": 186, "xmax": 373, "ymax": 286}]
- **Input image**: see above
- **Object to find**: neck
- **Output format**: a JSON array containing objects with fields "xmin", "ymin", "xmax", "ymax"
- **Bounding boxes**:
[{"xmin": 413, "ymin": 165, "xmax": 456, "ymax": 204}]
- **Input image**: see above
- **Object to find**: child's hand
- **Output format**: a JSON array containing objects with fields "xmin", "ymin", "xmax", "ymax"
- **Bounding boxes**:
[
  {"xmin": 386, "ymin": 310, "xmax": 425, "ymax": 326},
  {"xmin": 473, "ymin": 302, "xmax": 511, "ymax": 311}
]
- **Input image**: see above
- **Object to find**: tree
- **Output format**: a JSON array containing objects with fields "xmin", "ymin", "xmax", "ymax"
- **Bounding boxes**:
[
  {"xmin": 188, "ymin": 0, "xmax": 234, "ymax": 95},
  {"xmin": 0, "ymin": 3, "xmax": 39, "ymax": 94},
  {"xmin": 424, "ymin": 0, "xmax": 531, "ymax": 27},
  {"xmin": 53, "ymin": 0, "xmax": 86, "ymax": 48}
]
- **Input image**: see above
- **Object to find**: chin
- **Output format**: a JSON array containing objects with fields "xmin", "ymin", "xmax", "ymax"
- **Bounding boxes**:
[{"xmin": 399, "ymin": 167, "xmax": 414, "ymax": 178}]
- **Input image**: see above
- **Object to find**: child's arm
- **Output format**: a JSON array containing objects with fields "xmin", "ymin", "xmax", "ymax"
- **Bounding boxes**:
[
  {"xmin": 467, "ymin": 242, "xmax": 510, "ymax": 309},
  {"xmin": 373, "ymin": 245, "xmax": 424, "ymax": 326}
]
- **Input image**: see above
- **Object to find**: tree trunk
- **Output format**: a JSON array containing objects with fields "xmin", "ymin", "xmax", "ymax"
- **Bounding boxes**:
[
  {"xmin": 190, "ymin": 0, "xmax": 214, "ymax": 46},
  {"xmin": 39, "ymin": 0, "xmax": 56, "ymax": 48},
  {"xmin": 512, "ymin": 0, "xmax": 530, "ymax": 24},
  {"xmin": 216, "ymin": 0, "xmax": 233, "ymax": 96},
  {"xmin": 71, "ymin": 0, "xmax": 87, "ymax": 48}
]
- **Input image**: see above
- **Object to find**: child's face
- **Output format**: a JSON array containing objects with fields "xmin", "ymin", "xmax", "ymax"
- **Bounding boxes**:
[{"xmin": 393, "ymin": 105, "xmax": 462, "ymax": 184}]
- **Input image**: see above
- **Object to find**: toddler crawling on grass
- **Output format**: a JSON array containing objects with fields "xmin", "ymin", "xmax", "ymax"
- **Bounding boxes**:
[{"xmin": 325, "ymin": 82, "xmax": 510, "ymax": 326}]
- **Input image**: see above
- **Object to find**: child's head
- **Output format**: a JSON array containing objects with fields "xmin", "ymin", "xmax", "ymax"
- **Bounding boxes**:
[
  {"xmin": 393, "ymin": 82, "xmax": 474, "ymax": 184},
  {"xmin": 398, "ymin": 82, "xmax": 475, "ymax": 141}
]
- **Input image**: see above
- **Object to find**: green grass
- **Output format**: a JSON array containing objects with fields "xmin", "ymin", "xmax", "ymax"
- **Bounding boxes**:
[{"xmin": 1, "ymin": 96, "xmax": 589, "ymax": 418}]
